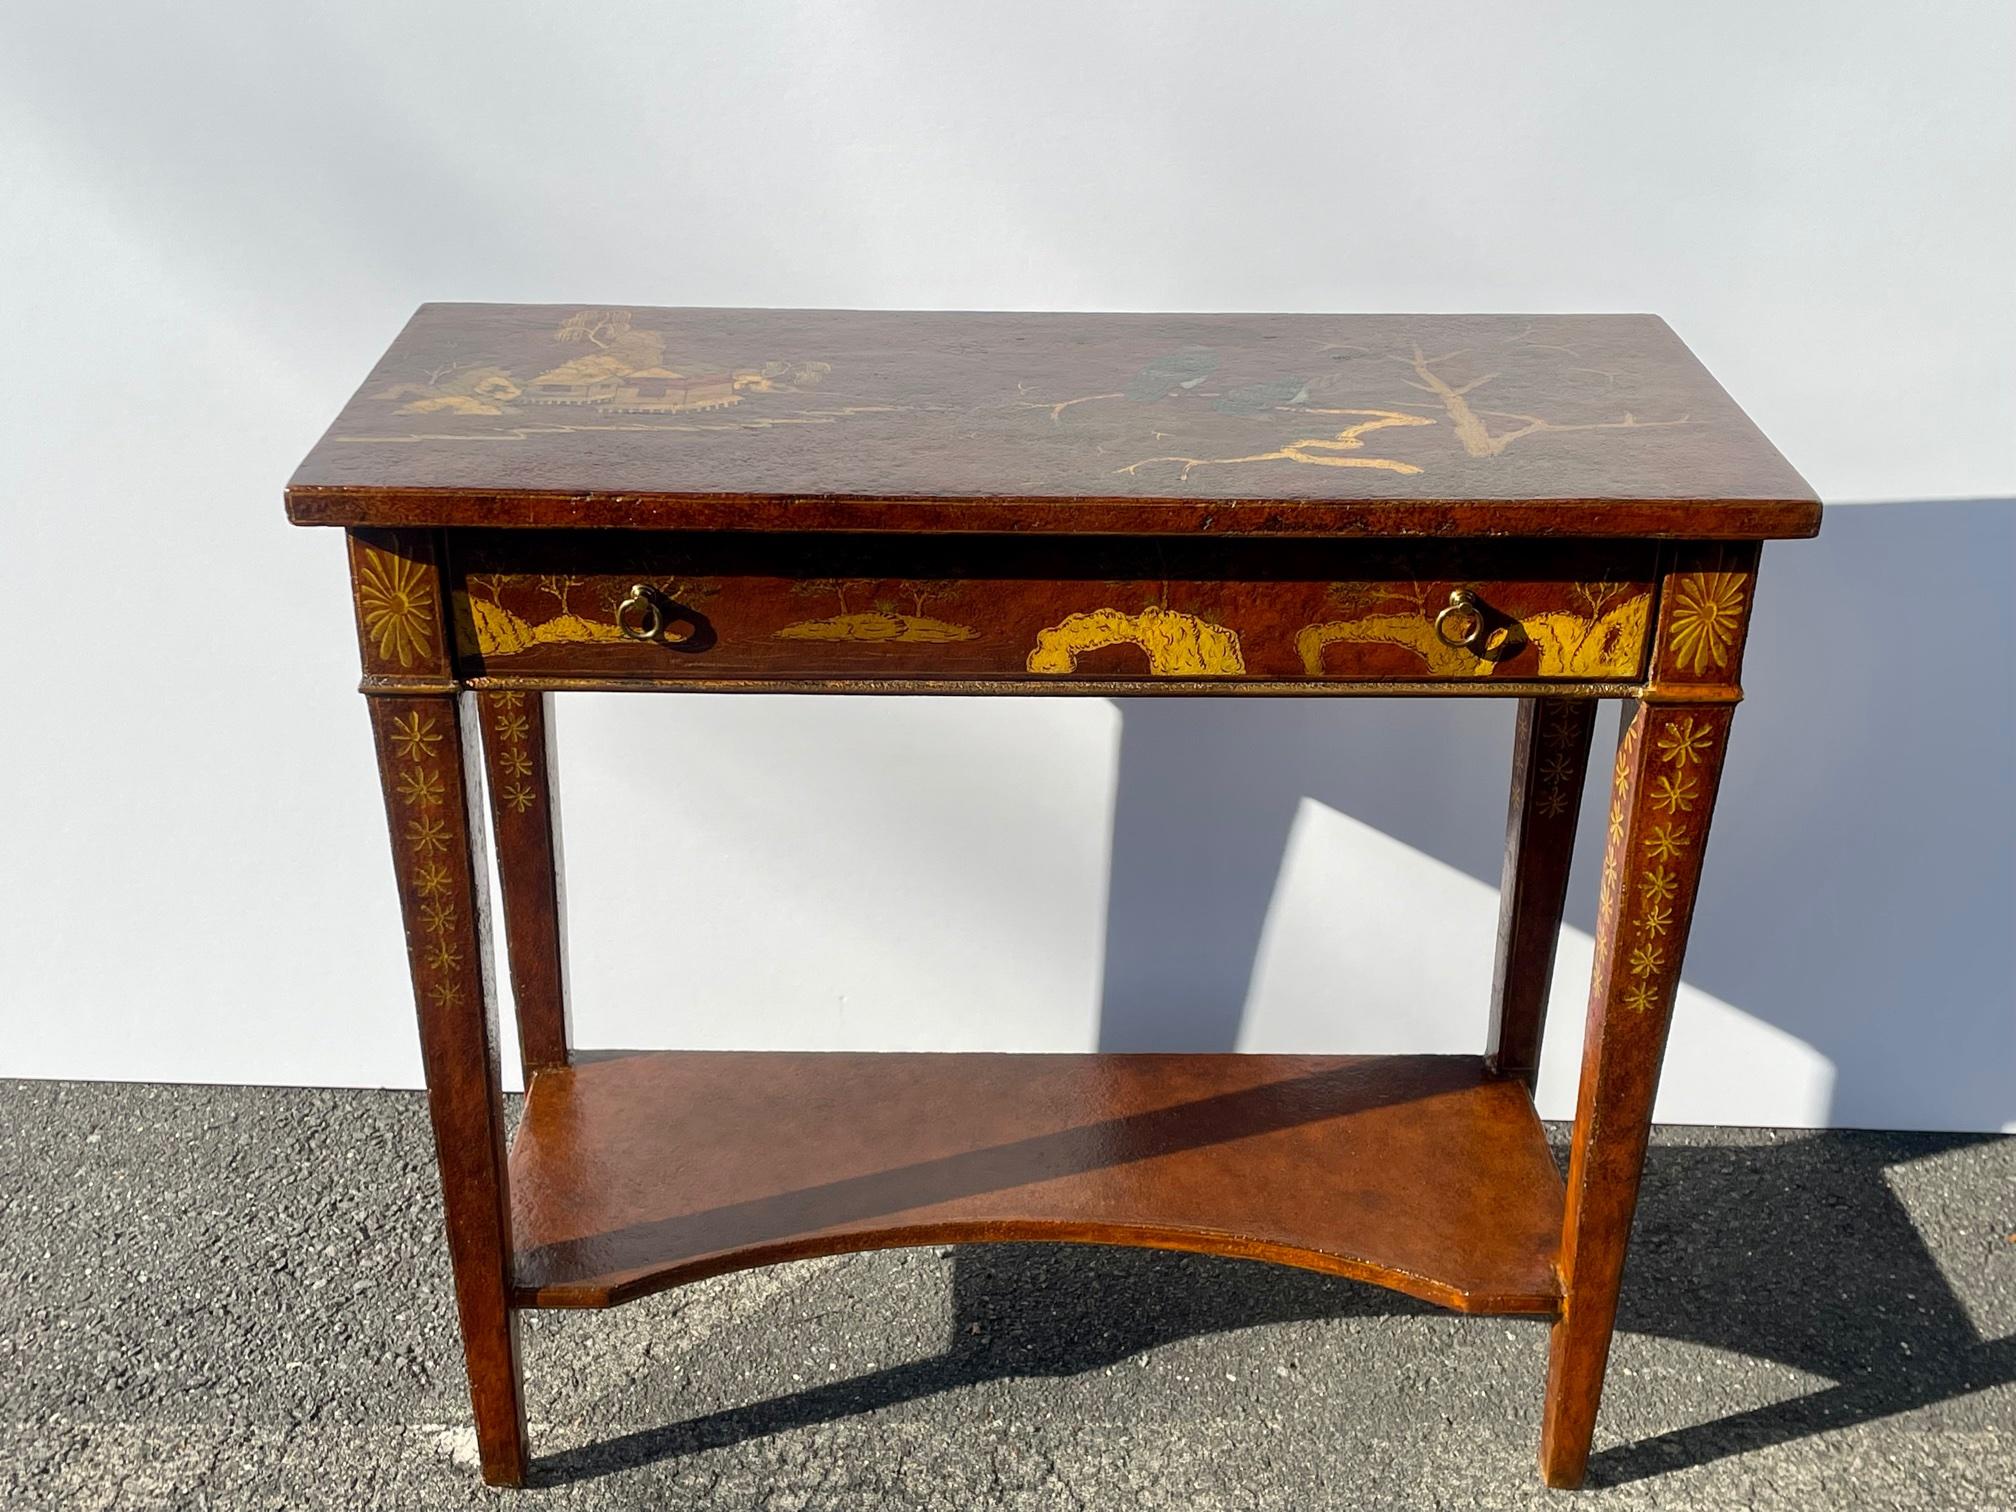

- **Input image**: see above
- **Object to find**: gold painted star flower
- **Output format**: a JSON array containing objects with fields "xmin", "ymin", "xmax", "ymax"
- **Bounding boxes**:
[
  {"xmin": 1538, "ymin": 787, "xmax": 1572, "ymax": 819},
  {"xmin": 1622, "ymin": 982, "xmax": 1661, "ymax": 1014},
  {"xmin": 406, "ymin": 814, "xmax": 451, "ymax": 856},
  {"xmin": 493, "ymin": 712, "xmax": 530, "ymax": 744},
  {"xmin": 389, "ymin": 712, "xmax": 441, "ymax": 762},
  {"xmin": 1650, "ymin": 772, "xmax": 1699, "ymax": 815},
  {"xmin": 500, "ymin": 748, "xmax": 534, "ymax": 780},
  {"xmin": 420, "ymin": 898, "xmax": 457, "ymax": 937},
  {"xmin": 426, "ymin": 939, "xmax": 463, "ymax": 973},
  {"xmin": 1628, "ymin": 942, "xmax": 1664, "ymax": 978},
  {"xmin": 1668, "ymin": 572, "xmax": 1746, "ymax": 674},
  {"xmin": 356, "ymin": 548, "xmax": 435, "ymax": 669},
  {"xmin": 1657, "ymin": 717, "xmax": 1713, "ymax": 768},
  {"xmin": 1646, "ymin": 823, "xmax": 1690, "ymax": 861},
  {"xmin": 1640, "ymin": 902, "xmax": 1675, "ymax": 938},
  {"xmin": 1640, "ymin": 866, "xmax": 1678, "ymax": 905},
  {"xmin": 396, "ymin": 766, "xmax": 445, "ymax": 809},
  {"xmin": 501, "ymin": 783, "xmax": 537, "ymax": 815},
  {"xmin": 1540, "ymin": 753, "xmax": 1579, "ymax": 788},
  {"xmin": 411, "ymin": 862, "xmax": 453, "ymax": 899},
  {"xmin": 427, "ymin": 979, "xmax": 464, "ymax": 1009}
]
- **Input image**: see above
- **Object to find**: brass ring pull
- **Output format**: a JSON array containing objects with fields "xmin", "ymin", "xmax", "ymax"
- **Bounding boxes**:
[
  {"xmin": 1434, "ymin": 589, "xmax": 1490, "ymax": 652},
  {"xmin": 616, "ymin": 583, "xmax": 668, "ymax": 642}
]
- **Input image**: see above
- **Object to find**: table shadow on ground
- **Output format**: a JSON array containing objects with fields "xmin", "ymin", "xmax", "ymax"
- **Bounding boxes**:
[{"xmin": 532, "ymin": 1129, "xmax": 2013, "ymax": 1490}]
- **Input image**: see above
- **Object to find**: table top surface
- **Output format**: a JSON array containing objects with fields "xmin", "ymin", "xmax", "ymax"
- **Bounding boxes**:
[{"xmin": 287, "ymin": 305, "xmax": 1817, "ymax": 539}]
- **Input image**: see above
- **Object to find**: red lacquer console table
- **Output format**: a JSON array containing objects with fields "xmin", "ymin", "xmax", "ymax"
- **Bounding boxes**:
[{"xmin": 286, "ymin": 305, "xmax": 1817, "ymax": 1488}]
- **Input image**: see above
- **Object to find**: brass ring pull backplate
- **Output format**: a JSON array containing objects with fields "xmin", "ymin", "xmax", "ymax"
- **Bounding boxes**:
[
  {"xmin": 616, "ymin": 583, "xmax": 668, "ymax": 642},
  {"xmin": 1434, "ymin": 588, "xmax": 1490, "ymax": 652}
]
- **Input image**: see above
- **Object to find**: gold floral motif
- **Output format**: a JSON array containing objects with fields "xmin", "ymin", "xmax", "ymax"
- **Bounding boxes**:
[
  {"xmin": 412, "ymin": 862, "xmax": 453, "ymax": 899},
  {"xmin": 389, "ymin": 712, "xmax": 441, "ymax": 762},
  {"xmin": 486, "ymin": 693, "xmax": 539, "ymax": 816},
  {"xmin": 1657, "ymin": 717, "xmax": 1713, "ymax": 768},
  {"xmin": 406, "ymin": 814, "xmax": 451, "ymax": 856},
  {"xmin": 1532, "ymin": 742, "xmax": 1581, "ymax": 820},
  {"xmin": 1646, "ymin": 823, "xmax": 1690, "ymax": 862},
  {"xmin": 356, "ymin": 548, "xmax": 435, "ymax": 669},
  {"xmin": 1650, "ymin": 772, "xmax": 1699, "ymax": 815},
  {"xmin": 384, "ymin": 702, "xmax": 470, "ymax": 1021},
  {"xmin": 1667, "ymin": 572, "xmax": 1746, "ymax": 674},
  {"xmin": 1599, "ymin": 713, "xmax": 1708, "ymax": 1018},
  {"xmin": 395, "ymin": 766, "xmax": 445, "ymax": 809},
  {"xmin": 1543, "ymin": 702, "xmax": 1584, "ymax": 746}
]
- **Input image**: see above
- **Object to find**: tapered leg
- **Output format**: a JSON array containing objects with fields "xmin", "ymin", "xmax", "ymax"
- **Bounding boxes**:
[
  {"xmin": 477, "ymin": 690, "xmax": 572, "ymax": 1081},
  {"xmin": 1540, "ymin": 699, "xmax": 1734, "ymax": 1487},
  {"xmin": 1487, "ymin": 697, "xmax": 1596, "ymax": 1088},
  {"xmin": 368, "ymin": 692, "xmax": 529, "ymax": 1487}
]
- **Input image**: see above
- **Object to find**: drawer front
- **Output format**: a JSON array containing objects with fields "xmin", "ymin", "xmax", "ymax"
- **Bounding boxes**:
[{"xmin": 450, "ymin": 533, "xmax": 1655, "ymax": 686}]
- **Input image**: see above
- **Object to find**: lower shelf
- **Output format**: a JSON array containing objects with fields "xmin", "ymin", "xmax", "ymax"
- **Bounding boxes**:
[{"xmin": 507, "ymin": 1050, "xmax": 1566, "ymax": 1315}]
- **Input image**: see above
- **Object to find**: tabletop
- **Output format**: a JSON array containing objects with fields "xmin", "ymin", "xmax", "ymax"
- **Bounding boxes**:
[{"xmin": 287, "ymin": 305, "xmax": 1817, "ymax": 539}]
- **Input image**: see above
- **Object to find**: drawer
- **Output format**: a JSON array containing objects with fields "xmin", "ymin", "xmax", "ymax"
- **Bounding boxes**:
[{"xmin": 448, "ymin": 533, "xmax": 1656, "ymax": 687}]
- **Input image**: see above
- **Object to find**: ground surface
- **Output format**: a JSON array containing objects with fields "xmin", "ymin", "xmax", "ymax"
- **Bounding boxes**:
[{"xmin": 2, "ymin": 1080, "xmax": 2011, "ymax": 1510}]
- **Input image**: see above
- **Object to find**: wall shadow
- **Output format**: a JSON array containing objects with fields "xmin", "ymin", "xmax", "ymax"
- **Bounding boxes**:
[
  {"xmin": 533, "ymin": 1131, "xmax": 2013, "ymax": 1488},
  {"xmin": 1097, "ymin": 498, "xmax": 2016, "ymax": 1131}
]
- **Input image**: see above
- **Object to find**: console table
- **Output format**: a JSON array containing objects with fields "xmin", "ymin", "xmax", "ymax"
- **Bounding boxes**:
[{"xmin": 286, "ymin": 305, "xmax": 1817, "ymax": 1489}]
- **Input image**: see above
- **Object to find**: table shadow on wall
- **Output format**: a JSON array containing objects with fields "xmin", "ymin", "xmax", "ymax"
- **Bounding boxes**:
[{"xmin": 1094, "ymin": 498, "xmax": 2015, "ymax": 1133}]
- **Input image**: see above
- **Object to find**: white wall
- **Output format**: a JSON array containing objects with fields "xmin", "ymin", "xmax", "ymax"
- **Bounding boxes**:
[{"xmin": 2, "ymin": 2, "xmax": 2010, "ymax": 1130}]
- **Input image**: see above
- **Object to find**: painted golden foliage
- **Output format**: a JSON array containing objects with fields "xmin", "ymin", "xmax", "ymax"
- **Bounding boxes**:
[{"xmin": 1027, "ymin": 607, "xmax": 1245, "ymax": 676}]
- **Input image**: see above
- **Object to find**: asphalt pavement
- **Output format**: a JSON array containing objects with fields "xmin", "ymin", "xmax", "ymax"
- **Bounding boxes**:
[{"xmin": 2, "ymin": 1079, "xmax": 2010, "ymax": 1510}]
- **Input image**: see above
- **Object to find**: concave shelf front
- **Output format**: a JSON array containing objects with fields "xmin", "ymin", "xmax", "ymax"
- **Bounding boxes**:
[{"xmin": 508, "ymin": 1050, "xmax": 1566, "ymax": 1315}]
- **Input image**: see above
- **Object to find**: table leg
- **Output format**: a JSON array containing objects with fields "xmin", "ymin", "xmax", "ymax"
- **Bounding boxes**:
[
  {"xmin": 1486, "ymin": 697, "xmax": 1597, "ymax": 1089},
  {"xmin": 367, "ymin": 691, "xmax": 529, "ymax": 1487},
  {"xmin": 477, "ymin": 690, "xmax": 572, "ymax": 1081},
  {"xmin": 1539, "ymin": 698, "xmax": 1734, "ymax": 1487}
]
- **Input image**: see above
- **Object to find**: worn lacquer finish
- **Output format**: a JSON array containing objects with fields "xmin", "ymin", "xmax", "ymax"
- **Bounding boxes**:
[{"xmin": 289, "ymin": 307, "xmax": 1818, "ymax": 539}]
